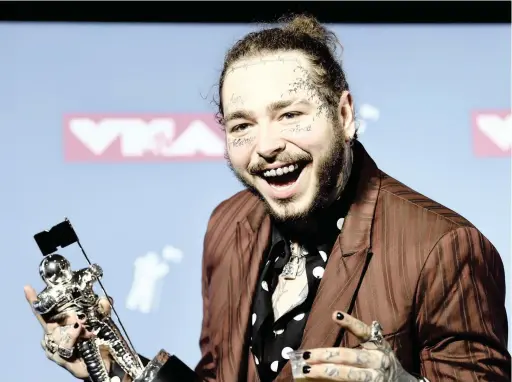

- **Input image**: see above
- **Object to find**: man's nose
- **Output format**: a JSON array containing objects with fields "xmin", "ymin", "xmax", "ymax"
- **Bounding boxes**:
[{"xmin": 255, "ymin": 127, "xmax": 285, "ymax": 160}]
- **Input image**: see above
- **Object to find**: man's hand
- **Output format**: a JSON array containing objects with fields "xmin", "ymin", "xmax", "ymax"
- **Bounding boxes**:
[
  {"xmin": 294, "ymin": 311, "xmax": 420, "ymax": 381},
  {"xmin": 24, "ymin": 285, "xmax": 113, "ymax": 380}
]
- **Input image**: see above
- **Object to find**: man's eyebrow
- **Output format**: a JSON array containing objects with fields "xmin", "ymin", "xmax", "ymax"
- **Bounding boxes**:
[
  {"xmin": 224, "ymin": 98, "xmax": 312, "ymax": 124},
  {"xmin": 223, "ymin": 110, "xmax": 255, "ymax": 124},
  {"xmin": 267, "ymin": 98, "xmax": 311, "ymax": 113}
]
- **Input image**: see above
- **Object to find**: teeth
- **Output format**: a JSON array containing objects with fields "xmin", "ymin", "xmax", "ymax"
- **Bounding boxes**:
[{"xmin": 263, "ymin": 164, "xmax": 299, "ymax": 178}]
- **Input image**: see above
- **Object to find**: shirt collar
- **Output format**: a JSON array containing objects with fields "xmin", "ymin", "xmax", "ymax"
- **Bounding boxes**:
[
  {"xmin": 269, "ymin": 227, "xmax": 289, "ymax": 269},
  {"xmin": 267, "ymin": 197, "xmax": 350, "ymax": 270}
]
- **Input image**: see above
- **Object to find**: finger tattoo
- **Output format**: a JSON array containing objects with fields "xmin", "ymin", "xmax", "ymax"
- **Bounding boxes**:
[
  {"xmin": 324, "ymin": 366, "xmax": 340, "ymax": 378},
  {"xmin": 357, "ymin": 321, "xmax": 370, "ymax": 338},
  {"xmin": 348, "ymin": 368, "xmax": 372, "ymax": 382},
  {"xmin": 324, "ymin": 349, "xmax": 340, "ymax": 361},
  {"xmin": 356, "ymin": 350, "xmax": 370, "ymax": 366}
]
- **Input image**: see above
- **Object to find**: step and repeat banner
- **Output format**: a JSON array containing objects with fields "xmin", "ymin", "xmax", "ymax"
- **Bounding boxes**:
[{"xmin": 0, "ymin": 23, "xmax": 509, "ymax": 381}]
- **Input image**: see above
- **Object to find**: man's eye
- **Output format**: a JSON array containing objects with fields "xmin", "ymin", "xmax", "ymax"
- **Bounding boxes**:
[
  {"xmin": 281, "ymin": 112, "xmax": 302, "ymax": 120},
  {"xmin": 232, "ymin": 123, "xmax": 250, "ymax": 133}
]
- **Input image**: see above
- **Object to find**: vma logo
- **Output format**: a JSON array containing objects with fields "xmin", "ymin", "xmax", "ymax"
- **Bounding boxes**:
[
  {"xmin": 472, "ymin": 111, "xmax": 511, "ymax": 157},
  {"xmin": 125, "ymin": 245, "xmax": 184, "ymax": 314},
  {"xmin": 64, "ymin": 114, "xmax": 226, "ymax": 162}
]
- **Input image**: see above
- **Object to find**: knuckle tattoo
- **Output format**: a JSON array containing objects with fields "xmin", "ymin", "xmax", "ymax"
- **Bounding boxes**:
[
  {"xmin": 374, "ymin": 371, "xmax": 386, "ymax": 382},
  {"xmin": 347, "ymin": 368, "xmax": 373, "ymax": 382},
  {"xmin": 379, "ymin": 353, "xmax": 391, "ymax": 370},
  {"xmin": 347, "ymin": 368, "xmax": 359, "ymax": 380},
  {"xmin": 356, "ymin": 350, "xmax": 370, "ymax": 366}
]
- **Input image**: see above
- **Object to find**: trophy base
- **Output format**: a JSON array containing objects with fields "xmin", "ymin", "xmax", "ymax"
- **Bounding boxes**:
[{"xmin": 134, "ymin": 350, "xmax": 201, "ymax": 382}]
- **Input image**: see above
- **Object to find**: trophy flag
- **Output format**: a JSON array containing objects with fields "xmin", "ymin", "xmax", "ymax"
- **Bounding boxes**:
[{"xmin": 34, "ymin": 219, "xmax": 78, "ymax": 256}]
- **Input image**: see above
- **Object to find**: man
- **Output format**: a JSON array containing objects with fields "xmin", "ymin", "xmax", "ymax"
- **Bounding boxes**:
[{"xmin": 26, "ymin": 14, "xmax": 510, "ymax": 382}]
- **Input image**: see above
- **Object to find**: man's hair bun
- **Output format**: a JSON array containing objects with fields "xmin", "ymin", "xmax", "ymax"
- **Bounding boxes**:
[{"xmin": 282, "ymin": 14, "xmax": 331, "ymax": 44}]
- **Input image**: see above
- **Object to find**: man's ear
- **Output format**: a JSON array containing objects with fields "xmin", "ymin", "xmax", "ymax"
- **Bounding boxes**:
[{"xmin": 337, "ymin": 91, "xmax": 355, "ymax": 141}]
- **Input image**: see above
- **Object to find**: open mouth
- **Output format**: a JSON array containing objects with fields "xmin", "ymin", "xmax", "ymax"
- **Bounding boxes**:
[{"xmin": 258, "ymin": 162, "xmax": 307, "ymax": 189}]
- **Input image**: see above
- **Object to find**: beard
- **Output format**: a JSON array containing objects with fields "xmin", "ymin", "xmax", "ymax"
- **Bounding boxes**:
[{"xmin": 226, "ymin": 120, "xmax": 352, "ymax": 231}]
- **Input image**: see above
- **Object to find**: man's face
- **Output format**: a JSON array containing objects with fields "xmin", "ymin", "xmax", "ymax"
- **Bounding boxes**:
[{"xmin": 222, "ymin": 51, "xmax": 354, "ymax": 223}]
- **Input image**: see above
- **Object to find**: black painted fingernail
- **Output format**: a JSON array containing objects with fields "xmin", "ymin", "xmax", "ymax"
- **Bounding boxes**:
[
  {"xmin": 336, "ymin": 312, "xmax": 344, "ymax": 321},
  {"xmin": 73, "ymin": 323, "xmax": 79, "ymax": 329},
  {"xmin": 77, "ymin": 313, "xmax": 86, "ymax": 320},
  {"xmin": 302, "ymin": 351, "xmax": 311, "ymax": 360},
  {"xmin": 302, "ymin": 365, "xmax": 311, "ymax": 374}
]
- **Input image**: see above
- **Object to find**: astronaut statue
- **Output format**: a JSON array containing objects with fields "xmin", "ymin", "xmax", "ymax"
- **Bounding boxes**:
[{"xmin": 33, "ymin": 254, "xmax": 145, "ymax": 382}]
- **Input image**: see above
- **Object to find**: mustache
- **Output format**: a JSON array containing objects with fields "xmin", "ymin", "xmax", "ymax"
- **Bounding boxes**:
[{"xmin": 247, "ymin": 153, "xmax": 313, "ymax": 175}]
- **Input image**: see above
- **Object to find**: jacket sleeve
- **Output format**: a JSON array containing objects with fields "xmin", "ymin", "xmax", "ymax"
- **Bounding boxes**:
[{"xmin": 415, "ymin": 226, "xmax": 511, "ymax": 381}]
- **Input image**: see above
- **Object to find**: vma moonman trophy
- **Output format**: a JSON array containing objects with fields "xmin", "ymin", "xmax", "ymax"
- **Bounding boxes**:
[{"xmin": 32, "ymin": 219, "xmax": 198, "ymax": 382}]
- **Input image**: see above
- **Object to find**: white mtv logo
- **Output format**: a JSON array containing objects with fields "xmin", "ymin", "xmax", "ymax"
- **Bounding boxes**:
[
  {"xmin": 357, "ymin": 103, "xmax": 380, "ymax": 135},
  {"xmin": 476, "ymin": 113, "xmax": 512, "ymax": 151},
  {"xmin": 125, "ymin": 245, "xmax": 184, "ymax": 314},
  {"xmin": 69, "ymin": 118, "xmax": 225, "ymax": 157}
]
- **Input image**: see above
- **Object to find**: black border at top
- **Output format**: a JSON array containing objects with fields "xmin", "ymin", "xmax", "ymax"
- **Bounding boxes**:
[{"xmin": 0, "ymin": 1, "xmax": 511, "ymax": 24}]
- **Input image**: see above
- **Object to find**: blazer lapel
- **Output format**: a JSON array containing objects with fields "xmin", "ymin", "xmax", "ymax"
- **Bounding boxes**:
[
  {"xmin": 219, "ymin": 201, "xmax": 270, "ymax": 382},
  {"xmin": 276, "ymin": 143, "xmax": 382, "ymax": 381}
]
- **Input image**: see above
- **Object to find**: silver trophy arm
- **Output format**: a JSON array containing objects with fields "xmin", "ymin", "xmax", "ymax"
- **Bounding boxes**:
[
  {"xmin": 77, "ymin": 339, "xmax": 110, "ymax": 382},
  {"xmin": 76, "ymin": 317, "xmax": 144, "ymax": 382},
  {"xmin": 91, "ymin": 316, "xmax": 144, "ymax": 379}
]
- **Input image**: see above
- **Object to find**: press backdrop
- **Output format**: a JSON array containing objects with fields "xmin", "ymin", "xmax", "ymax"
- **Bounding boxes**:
[{"xmin": 1, "ymin": 23, "xmax": 510, "ymax": 381}]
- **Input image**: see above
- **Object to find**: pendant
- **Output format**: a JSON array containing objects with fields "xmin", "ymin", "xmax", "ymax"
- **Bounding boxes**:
[
  {"xmin": 281, "ymin": 242, "xmax": 307, "ymax": 280},
  {"xmin": 282, "ymin": 257, "xmax": 299, "ymax": 280}
]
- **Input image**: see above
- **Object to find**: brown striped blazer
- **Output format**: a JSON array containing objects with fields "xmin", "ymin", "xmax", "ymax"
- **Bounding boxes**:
[{"xmin": 194, "ymin": 142, "xmax": 510, "ymax": 382}]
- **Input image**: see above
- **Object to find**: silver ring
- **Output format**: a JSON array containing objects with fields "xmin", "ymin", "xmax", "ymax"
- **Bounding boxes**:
[
  {"xmin": 57, "ymin": 345, "xmax": 74, "ymax": 359},
  {"xmin": 44, "ymin": 333, "xmax": 58, "ymax": 354},
  {"xmin": 367, "ymin": 321, "xmax": 384, "ymax": 346}
]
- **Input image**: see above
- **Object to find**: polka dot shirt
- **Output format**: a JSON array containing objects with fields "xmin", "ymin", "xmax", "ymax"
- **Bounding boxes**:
[{"xmin": 250, "ymin": 215, "xmax": 345, "ymax": 381}]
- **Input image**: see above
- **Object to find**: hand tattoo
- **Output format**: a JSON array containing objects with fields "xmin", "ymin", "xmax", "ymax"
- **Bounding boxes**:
[
  {"xmin": 58, "ymin": 325, "xmax": 73, "ymax": 345},
  {"xmin": 363, "ymin": 337, "xmax": 419, "ymax": 382}
]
